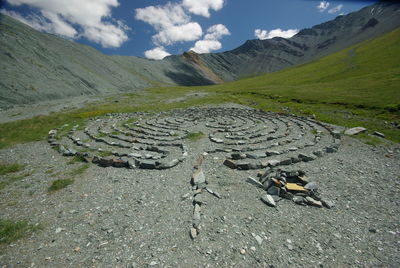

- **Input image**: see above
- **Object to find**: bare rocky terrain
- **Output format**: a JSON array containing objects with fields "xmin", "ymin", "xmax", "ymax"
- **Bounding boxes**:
[{"xmin": 0, "ymin": 103, "xmax": 399, "ymax": 267}]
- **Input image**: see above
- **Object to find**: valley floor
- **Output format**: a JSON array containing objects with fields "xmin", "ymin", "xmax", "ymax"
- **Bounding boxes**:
[{"xmin": 0, "ymin": 103, "xmax": 399, "ymax": 267}]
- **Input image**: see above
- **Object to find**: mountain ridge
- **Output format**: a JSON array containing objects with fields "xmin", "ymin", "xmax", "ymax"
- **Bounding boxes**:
[{"xmin": 0, "ymin": 1, "xmax": 399, "ymax": 108}]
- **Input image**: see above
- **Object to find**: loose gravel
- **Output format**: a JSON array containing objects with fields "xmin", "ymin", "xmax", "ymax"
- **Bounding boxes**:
[{"xmin": 1, "ymin": 104, "xmax": 399, "ymax": 267}]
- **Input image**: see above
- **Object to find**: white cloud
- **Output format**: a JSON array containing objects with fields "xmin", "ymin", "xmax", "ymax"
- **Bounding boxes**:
[
  {"xmin": 328, "ymin": 4, "xmax": 343, "ymax": 14},
  {"xmin": 190, "ymin": 24, "xmax": 230, "ymax": 53},
  {"xmin": 3, "ymin": 0, "xmax": 129, "ymax": 48},
  {"xmin": 204, "ymin": 24, "xmax": 230, "ymax": 40},
  {"xmin": 317, "ymin": 1, "xmax": 330, "ymax": 12},
  {"xmin": 254, "ymin": 28, "xmax": 299, "ymax": 40},
  {"xmin": 152, "ymin": 22, "xmax": 202, "ymax": 45},
  {"xmin": 190, "ymin": 40, "xmax": 221, "ymax": 53},
  {"xmin": 144, "ymin": 47, "xmax": 171, "ymax": 60},
  {"xmin": 135, "ymin": 3, "xmax": 189, "ymax": 31},
  {"xmin": 182, "ymin": 0, "xmax": 224, "ymax": 18},
  {"xmin": 254, "ymin": 29, "xmax": 268, "ymax": 40}
]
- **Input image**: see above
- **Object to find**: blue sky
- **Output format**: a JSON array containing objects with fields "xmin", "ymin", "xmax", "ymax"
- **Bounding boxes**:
[{"xmin": 1, "ymin": 0, "xmax": 377, "ymax": 59}]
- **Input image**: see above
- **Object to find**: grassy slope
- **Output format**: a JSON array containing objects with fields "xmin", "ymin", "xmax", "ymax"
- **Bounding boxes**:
[{"xmin": 0, "ymin": 28, "xmax": 399, "ymax": 148}]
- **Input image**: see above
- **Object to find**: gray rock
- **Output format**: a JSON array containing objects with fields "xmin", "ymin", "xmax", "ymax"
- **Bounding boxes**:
[
  {"xmin": 266, "ymin": 150, "xmax": 280, "ymax": 156},
  {"xmin": 293, "ymin": 196, "xmax": 306, "ymax": 205},
  {"xmin": 344, "ymin": 127, "xmax": 367, "ymax": 135},
  {"xmin": 137, "ymin": 160, "xmax": 158, "ymax": 169},
  {"xmin": 113, "ymin": 159, "xmax": 127, "ymax": 168},
  {"xmin": 194, "ymin": 194, "xmax": 207, "ymax": 205},
  {"xmin": 267, "ymin": 185, "xmax": 280, "ymax": 196},
  {"xmin": 231, "ymin": 153, "xmax": 246, "ymax": 160},
  {"xmin": 246, "ymin": 152, "xmax": 266, "ymax": 159},
  {"xmin": 321, "ymin": 199, "xmax": 334, "ymax": 209},
  {"xmin": 267, "ymin": 159, "xmax": 280, "ymax": 167},
  {"xmin": 298, "ymin": 153, "xmax": 317, "ymax": 162},
  {"xmin": 279, "ymin": 158, "xmax": 292, "ymax": 165},
  {"xmin": 325, "ymin": 146, "xmax": 338, "ymax": 153},
  {"xmin": 223, "ymin": 159, "xmax": 236, "ymax": 169},
  {"xmin": 246, "ymin": 177, "xmax": 264, "ymax": 189},
  {"xmin": 98, "ymin": 156, "xmax": 114, "ymax": 167},
  {"xmin": 332, "ymin": 130, "xmax": 341, "ymax": 139},
  {"xmin": 305, "ymin": 196, "xmax": 323, "ymax": 207},
  {"xmin": 373, "ymin": 131, "xmax": 385, "ymax": 138},
  {"xmin": 261, "ymin": 194, "xmax": 276, "ymax": 207},
  {"xmin": 304, "ymin": 181, "xmax": 318, "ymax": 191},
  {"xmin": 192, "ymin": 169, "xmax": 206, "ymax": 185}
]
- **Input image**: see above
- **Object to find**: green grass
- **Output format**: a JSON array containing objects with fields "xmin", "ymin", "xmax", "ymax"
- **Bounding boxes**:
[
  {"xmin": 0, "ymin": 219, "xmax": 41, "ymax": 244},
  {"xmin": 67, "ymin": 163, "xmax": 89, "ymax": 176},
  {"xmin": 67, "ymin": 155, "xmax": 87, "ymax": 164},
  {"xmin": 0, "ymin": 162, "xmax": 24, "ymax": 175},
  {"xmin": 0, "ymin": 28, "xmax": 398, "ymax": 148},
  {"xmin": 184, "ymin": 132, "xmax": 205, "ymax": 141},
  {"xmin": 48, "ymin": 178, "xmax": 74, "ymax": 192}
]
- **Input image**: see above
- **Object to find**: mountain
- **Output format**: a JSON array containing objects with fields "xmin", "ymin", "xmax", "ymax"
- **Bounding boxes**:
[
  {"xmin": 0, "ymin": 1, "xmax": 399, "ymax": 108},
  {"xmin": 192, "ymin": 1, "xmax": 400, "ymax": 81}
]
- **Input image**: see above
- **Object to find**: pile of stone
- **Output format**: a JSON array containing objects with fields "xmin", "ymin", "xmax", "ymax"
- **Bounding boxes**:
[
  {"xmin": 248, "ymin": 169, "xmax": 333, "ymax": 208},
  {"xmin": 189, "ymin": 155, "xmax": 221, "ymax": 240}
]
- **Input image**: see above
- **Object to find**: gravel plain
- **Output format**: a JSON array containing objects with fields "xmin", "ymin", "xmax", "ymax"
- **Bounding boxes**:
[{"xmin": 0, "ymin": 104, "xmax": 399, "ymax": 268}]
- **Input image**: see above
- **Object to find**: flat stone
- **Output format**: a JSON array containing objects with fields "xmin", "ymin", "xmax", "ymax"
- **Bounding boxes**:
[
  {"xmin": 279, "ymin": 158, "xmax": 292, "ymax": 165},
  {"xmin": 261, "ymin": 194, "xmax": 276, "ymax": 207},
  {"xmin": 113, "ymin": 159, "xmax": 127, "ymax": 168},
  {"xmin": 373, "ymin": 131, "xmax": 385, "ymax": 138},
  {"xmin": 246, "ymin": 177, "xmax": 264, "ymax": 189},
  {"xmin": 267, "ymin": 185, "xmax": 280, "ymax": 196},
  {"xmin": 236, "ymin": 162, "xmax": 251, "ymax": 170},
  {"xmin": 192, "ymin": 169, "xmax": 206, "ymax": 185},
  {"xmin": 194, "ymin": 194, "xmax": 207, "ymax": 205},
  {"xmin": 304, "ymin": 181, "xmax": 318, "ymax": 191},
  {"xmin": 266, "ymin": 150, "xmax": 280, "ymax": 156},
  {"xmin": 321, "ymin": 199, "xmax": 334, "ymax": 209},
  {"xmin": 98, "ymin": 156, "xmax": 114, "ymax": 167},
  {"xmin": 305, "ymin": 196, "xmax": 323, "ymax": 207},
  {"xmin": 298, "ymin": 153, "xmax": 317, "ymax": 162},
  {"xmin": 267, "ymin": 159, "xmax": 280, "ymax": 167},
  {"xmin": 190, "ymin": 227, "xmax": 197, "ymax": 239},
  {"xmin": 344, "ymin": 127, "xmax": 367, "ymax": 135},
  {"xmin": 231, "ymin": 153, "xmax": 246, "ymax": 160},
  {"xmin": 223, "ymin": 159, "xmax": 236, "ymax": 169},
  {"xmin": 137, "ymin": 160, "xmax": 158, "ymax": 169},
  {"xmin": 246, "ymin": 152, "xmax": 266, "ymax": 159},
  {"xmin": 325, "ymin": 147, "xmax": 337, "ymax": 153},
  {"xmin": 293, "ymin": 196, "xmax": 306, "ymax": 205}
]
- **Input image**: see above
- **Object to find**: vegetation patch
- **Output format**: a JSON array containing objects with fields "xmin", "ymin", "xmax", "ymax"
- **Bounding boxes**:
[
  {"xmin": 67, "ymin": 164, "xmax": 89, "ymax": 177},
  {"xmin": 67, "ymin": 155, "xmax": 87, "ymax": 164},
  {"xmin": 184, "ymin": 132, "xmax": 205, "ymax": 141},
  {"xmin": 0, "ymin": 162, "xmax": 24, "ymax": 175},
  {"xmin": 48, "ymin": 178, "xmax": 74, "ymax": 192},
  {"xmin": 0, "ymin": 219, "xmax": 41, "ymax": 244}
]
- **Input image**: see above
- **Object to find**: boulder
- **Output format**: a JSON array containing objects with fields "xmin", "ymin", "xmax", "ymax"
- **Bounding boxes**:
[{"xmin": 344, "ymin": 127, "xmax": 366, "ymax": 135}]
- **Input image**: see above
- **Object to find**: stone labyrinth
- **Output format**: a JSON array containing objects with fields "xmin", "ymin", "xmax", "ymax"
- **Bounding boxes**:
[{"xmin": 48, "ymin": 107, "xmax": 341, "ymax": 238}]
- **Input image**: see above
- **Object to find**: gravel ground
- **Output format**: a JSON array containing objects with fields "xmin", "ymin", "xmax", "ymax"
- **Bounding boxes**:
[{"xmin": 0, "ymin": 104, "xmax": 399, "ymax": 268}]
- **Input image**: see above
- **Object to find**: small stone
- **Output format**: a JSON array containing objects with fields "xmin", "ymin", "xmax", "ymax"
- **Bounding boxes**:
[
  {"xmin": 250, "ymin": 246, "xmax": 256, "ymax": 251},
  {"xmin": 231, "ymin": 153, "xmax": 246, "ymax": 160},
  {"xmin": 321, "ymin": 199, "xmax": 334, "ymax": 209},
  {"xmin": 304, "ymin": 181, "xmax": 318, "ymax": 191},
  {"xmin": 267, "ymin": 185, "xmax": 280, "ymax": 196},
  {"xmin": 267, "ymin": 160, "xmax": 280, "ymax": 167},
  {"xmin": 298, "ymin": 153, "xmax": 317, "ymax": 162},
  {"xmin": 266, "ymin": 150, "xmax": 280, "ymax": 156},
  {"xmin": 305, "ymin": 196, "xmax": 323, "ymax": 207},
  {"xmin": 293, "ymin": 196, "xmax": 306, "ymax": 205},
  {"xmin": 344, "ymin": 127, "xmax": 366, "ymax": 135},
  {"xmin": 190, "ymin": 227, "xmax": 197, "ymax": 239},
  {"xmin": 240, "ymin": 248, "xmax": 246, "ymax": 255},
  {"xmin": 149, "ymin": 261, "xmax": 158, "ymax": 266},
  {"xmin": 192, "ymin": 169, "xmax": 206, "ymax": 185},
  {"xmin": 261, "ymin": 194, "xmax": 276, "ymax": 207},
  {"xmin": 55, "ymin": 227, "xmax": 62, "ymax": 234},
  {"xmin": 223, "ymin": 159, "xmax": 236, "ymax": 169},
  {"xmin": 279, "ymin": 158, "xmax": 292, "ymax": 165},
  {"xmin": 254, "ymin": 235, "xmax": 263, "ymax": 245},
  {"xmin": 246, "ymin": 177, "xmax": 264, "ymax": 189},
  {"xmin": 373, "ymin": 131, "xmax": 385, "ymax": 138},
  {"xmin": 73, "ymin": 247, "xmax": 80, "ymax": 252},
  {"xmin": 98, "ymin": 156, "xmax": 114, "ymax": 167}
]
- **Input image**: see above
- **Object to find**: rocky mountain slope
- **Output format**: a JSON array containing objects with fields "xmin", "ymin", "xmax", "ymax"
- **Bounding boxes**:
[
  {"xmin": 196, "ymin": 1, "xmax": 400, "ymax": 81},
  {"xmin": 0, "ymin": 1, "xmax": 399, "ymax": 107}
]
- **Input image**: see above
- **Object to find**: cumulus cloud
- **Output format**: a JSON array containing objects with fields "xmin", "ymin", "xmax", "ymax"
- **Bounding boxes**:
[
  {"xmin": 204, "ymin": 24, "xmax": 230, "ymax": 40},
  {"xmin": 317, "ymin": 1, "xmax": 330, "ymax": 12},
  {"xmin": 144, "ymin": 47, "xmax": 171, "ymax": 60},
  {"xmin": 254, "ymin": 28, "xmax": 299, "ymax": 40},
  {"xmin": 135, "ymin": 3, "xmax": 189, "ymax": 31},
  {"xmin": 190, "ymin": 24, "xmax": 230, "ymax": 53},
  {"xmin": 182, "ymin": 0, "xmax": 224, "ymax": 18},
  {"xmin": 190, "ymin": 40, "xmax": 221, "ymax": 53},
  {"xmin": 135, "ymin": 3, "xmax": 203, "ymax": 46},
  {"xmin": 2, "ymin": 0, "xmax": 129, "ymax": 48},
  {"xmin": 152, "ymin": 22, "xmax": 202, "ymax": 45},
  {"xmin": 328, "ymin": 4, "xmax": 343, "ymax": 14}
]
